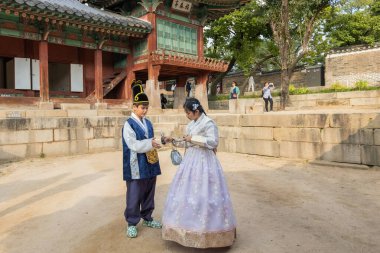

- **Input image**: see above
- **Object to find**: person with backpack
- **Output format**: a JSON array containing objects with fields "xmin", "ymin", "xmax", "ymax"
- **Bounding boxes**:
[{"xmin": 229, "ymin": 81, "xmax": 240, "ymax": 99}]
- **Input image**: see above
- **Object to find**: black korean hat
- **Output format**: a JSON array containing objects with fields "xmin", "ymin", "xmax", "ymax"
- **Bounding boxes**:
[{"xmin": 131, "ymin": 80, "xmax": 149, "ymax": 104}]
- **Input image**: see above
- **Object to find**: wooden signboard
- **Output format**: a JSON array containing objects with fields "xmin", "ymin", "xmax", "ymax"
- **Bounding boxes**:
[{"xmin": 171, "ymin": 0, "xmax": 192, "ymax": 13}]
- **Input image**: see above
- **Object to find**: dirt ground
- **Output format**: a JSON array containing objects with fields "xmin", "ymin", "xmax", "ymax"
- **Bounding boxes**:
[{"xmin": 0, "ymin": 150, "xmax": 380, "ymax": 253}]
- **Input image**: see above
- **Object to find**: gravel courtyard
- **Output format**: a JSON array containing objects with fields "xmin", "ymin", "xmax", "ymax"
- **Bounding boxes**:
[{"xmin": 0, "ymin": 150, "xmax": 379, "ymax": 253}]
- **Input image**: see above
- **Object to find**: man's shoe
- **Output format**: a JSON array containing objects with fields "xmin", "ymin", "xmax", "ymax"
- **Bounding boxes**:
[
  {"xmin": 126, "ymin": 226, "xmax": 138, "ymax": 238},
  {"xmin": 142, "ymin": 220, "xmax": 162, "ymax": 229}
]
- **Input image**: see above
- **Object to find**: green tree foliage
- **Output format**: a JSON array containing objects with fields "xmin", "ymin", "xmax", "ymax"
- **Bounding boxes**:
[
  {"xmin": 204, "ymin": 1, "xmax": 278, "ymax": 94},
  {"xmin": 260, "ymin": 0, "xmax": 332, "ymax": 109},
  {"xmin": 205, "ymin": 0, "xmax": 379, "ymax": 106},
  {"xmin": 325, "ymin": 0, "xmax": 380, "ymax": 47}
]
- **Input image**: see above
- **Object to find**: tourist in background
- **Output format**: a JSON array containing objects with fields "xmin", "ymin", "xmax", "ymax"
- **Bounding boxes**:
[
  {"xmin": 216, "ymin": 83, "xmax": 221, "ymax": 94},
  {"xmin": 160, "ymin": 93, "xmax": 167, "ymax": 109},
  {"xmin": 186, "ymin": 81, "xmax": 191, "ymax": 97},
  {"xmin": 262, "ymin": 82, "xmax": 274, "ymax": 112},
  {"xmin": 170, "ymin": 83, "xmax": 176, "ymax": 96},
  {"xmin": 229, "ymin": 81, "xmax": 240, "ymax": 99}
]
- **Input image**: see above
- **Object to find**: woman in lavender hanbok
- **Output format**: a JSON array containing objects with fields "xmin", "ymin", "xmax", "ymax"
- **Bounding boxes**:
[{"xmin": 162, "ymin": 98, "xmax": 236, "ymax": 248}]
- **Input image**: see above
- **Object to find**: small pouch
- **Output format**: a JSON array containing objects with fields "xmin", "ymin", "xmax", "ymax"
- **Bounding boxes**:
[
  {"xmin": 146, "ymin": 149, "xmax": 159, "ymax": 164},
  {"xmin": 170, "ymin": 148, "xmax": 182, "ymax": 165}
]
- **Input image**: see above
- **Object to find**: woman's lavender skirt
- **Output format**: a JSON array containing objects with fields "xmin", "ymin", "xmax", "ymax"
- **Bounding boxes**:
[{"xmin": 162, "ymin": 147, "xmax": 236, "ymax": 248}]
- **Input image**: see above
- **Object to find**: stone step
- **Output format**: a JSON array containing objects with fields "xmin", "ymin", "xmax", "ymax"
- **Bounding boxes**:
[
  {"xmin": 0, "ymin": 109, "xmax": 133, "ymax": 119},
  {"xmin": 208, "ymin": 109, "xmax": 229, "ymax": 114},
  {"xmin": 97, "ymin": 110, "xmax": 131, "ymax": 117},
  {"xmin": 61, "ymin": 103, "xmax": 91, "ymax": 110},
  {"xmin": 66, "ymin": 110, "xmax": 98, "ymax": 117},
  {"xmin": 0, "ymin": 109, "xmax": 69, "ymax": 119}
]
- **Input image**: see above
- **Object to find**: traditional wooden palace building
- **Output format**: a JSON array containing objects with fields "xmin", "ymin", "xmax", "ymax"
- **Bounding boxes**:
[{"xmin": 0, "ymin": 0, "xmax": 245, "ymax": 109}]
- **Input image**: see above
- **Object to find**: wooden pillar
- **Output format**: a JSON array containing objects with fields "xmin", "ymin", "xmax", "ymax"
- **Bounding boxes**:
[
  {"xmin": 147, "ymin": 12, "xmax": 157, "ymax": 53},
  {"xmin": 147, "ymin": 11, "xmax": 157, "ymax": 82},
  {"xmin": 197, "ymin": 26, "xmax": 204, "ymax": 58},
  {"xmin": 39, "ymin": 41, "xmax": 49, "ymax": 102},
  {"xmin": 195, "ymin": 71, "xmax": 210, "ymax": 110},
  {"xmin": 94, "ymin": 49, "xmax": 103, "ymax": 102},
  {"xmin": 177, "ymin": 76, "xmax": 188, "ymax": 88},
  {"xmin": 146, "ymin": 11, "xmax": 161, "ymax": 108},
  {"xmin": 153, "ymin": 65, "xmax": 161, "ymax": 86},
  {"xmin": 173, "ymin": 75, "xmax": 189, "ymax": 109},
  {"xmin": 123, "ymin": 49, "xmax": 135, "ymax": 100},
  {"xmin": 125, "ymin": 71, "xmax": 135, "ymax": 100},
  {"xmin": 146, "ymin": 65, "xmax": 161, "ymax": 108}
]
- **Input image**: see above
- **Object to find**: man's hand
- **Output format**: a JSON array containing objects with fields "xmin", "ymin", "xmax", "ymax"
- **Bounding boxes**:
[
  {"xmin": 152, "ymin": 139, "xmax": 161, "ymax": 149},
  {"xmin": 162, "ymin": 136, "xmax": 173, "ymax": 144}
]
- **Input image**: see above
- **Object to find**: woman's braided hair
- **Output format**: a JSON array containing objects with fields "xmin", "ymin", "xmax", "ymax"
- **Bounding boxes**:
[{"xmin": 183, "ymin": 98, "xmax": 206, "ymax": 115}]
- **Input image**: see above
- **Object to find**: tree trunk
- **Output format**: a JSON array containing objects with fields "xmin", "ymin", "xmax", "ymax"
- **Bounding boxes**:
[
  {"xmin": 280, "ymin": 69, "xmax": 290, "ymax": 109},
  {"xmin": 209, "ymin": 57, "xmax": 236, "ymax": 95},
  {"xmin": 240, "ymin": 77, "xmax": 250, "ymax": 94},
  {"xmin": 278, "ymin": 0, "xmax": 290, "ymax": 110}
]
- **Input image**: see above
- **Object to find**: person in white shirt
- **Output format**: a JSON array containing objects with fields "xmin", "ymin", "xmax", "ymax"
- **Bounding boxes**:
[
  {"xmin": 170, "ymin": 83, "xmax": 176, "ymax": 96},
  {"xmin": 262, "ymin": 82, "xmax": 274, "ymax": 112}
]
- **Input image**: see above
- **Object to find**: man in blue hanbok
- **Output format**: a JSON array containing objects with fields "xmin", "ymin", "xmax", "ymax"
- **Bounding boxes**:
[{"xmin": 122, "ymin": 80, "xmax": 162, "ymax": 238}]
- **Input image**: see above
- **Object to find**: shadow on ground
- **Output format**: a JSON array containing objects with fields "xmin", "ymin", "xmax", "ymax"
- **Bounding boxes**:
[{"xmin": 1, "ymin": 151, "xmax": 379, "ymax": 253}]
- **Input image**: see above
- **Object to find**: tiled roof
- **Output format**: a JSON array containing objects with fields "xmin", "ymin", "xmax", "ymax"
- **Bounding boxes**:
[
  {"xmin": 11, "ymin": 0, "xmax": 151, "ymax": 31},
  {"xmin": 187, "ymin": 0, "xmax": 248, "ymax": 6},
  {"xmin": 89, "ymin": 0, "xmax": 247, "ymax": 7},
  {"xmin": 329, "ymin": 43, "xmax": 380, "ymax": 55}
]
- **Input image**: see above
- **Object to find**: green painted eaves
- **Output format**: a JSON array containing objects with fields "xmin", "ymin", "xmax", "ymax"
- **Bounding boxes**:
[{"xmin": 3, "ymin": 0, "xmax": 152, "ymax": 33}]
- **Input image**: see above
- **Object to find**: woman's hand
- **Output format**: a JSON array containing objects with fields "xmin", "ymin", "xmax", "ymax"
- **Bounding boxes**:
[{"xmin": 183, "ymin": 135, "xmax": 192, "ymax": 142}]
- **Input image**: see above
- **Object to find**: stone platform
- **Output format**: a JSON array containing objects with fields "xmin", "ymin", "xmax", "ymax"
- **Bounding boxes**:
[
  {"xmin": 209, "ymin": 90, "xmax": 380, "ymax": 112},
  {"xmin": 1, "ymin": 107, "xmax": 379, "ymax": 167}
]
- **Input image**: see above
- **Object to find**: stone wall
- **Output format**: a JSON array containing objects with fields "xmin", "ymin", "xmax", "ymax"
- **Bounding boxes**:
[
  {"xmin": 325, "ymin": 45, "xmax": 380, "ymax": 87},
  {"xmin": 220, "ymin": 44, "xmax": 380, "ymax": 92},
  {"xmin": 1, "ymin": 109, "xmax": 380, "ymax": 167},
  {"xmin": 209, "ymin": 90, "xmax": 380, "ymax": 111},
  {"xmin": 173, "ymin": 112, "xmax": 380, "ymax": 166},
  {"xmin": 220, "ymin": 65, "xmax": 324, "ymax": 93},
  {"xmin": 208, "ymin": 100, "xmax": 229, "ymax": 110},
  {"xmin": 0, "ymin": 110, "xmax": 130, "ymax": 162}
]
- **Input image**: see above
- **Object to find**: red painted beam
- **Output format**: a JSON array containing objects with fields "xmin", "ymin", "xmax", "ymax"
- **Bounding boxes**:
[{"xmin": 39, "ymin": 41, "xmax": 49, "ymax": 102}]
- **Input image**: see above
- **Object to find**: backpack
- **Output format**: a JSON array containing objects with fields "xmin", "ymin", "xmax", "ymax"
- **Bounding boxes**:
[{"xmin": 231, "ymin": 87, "xmax": 237, "ymax": 98}]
